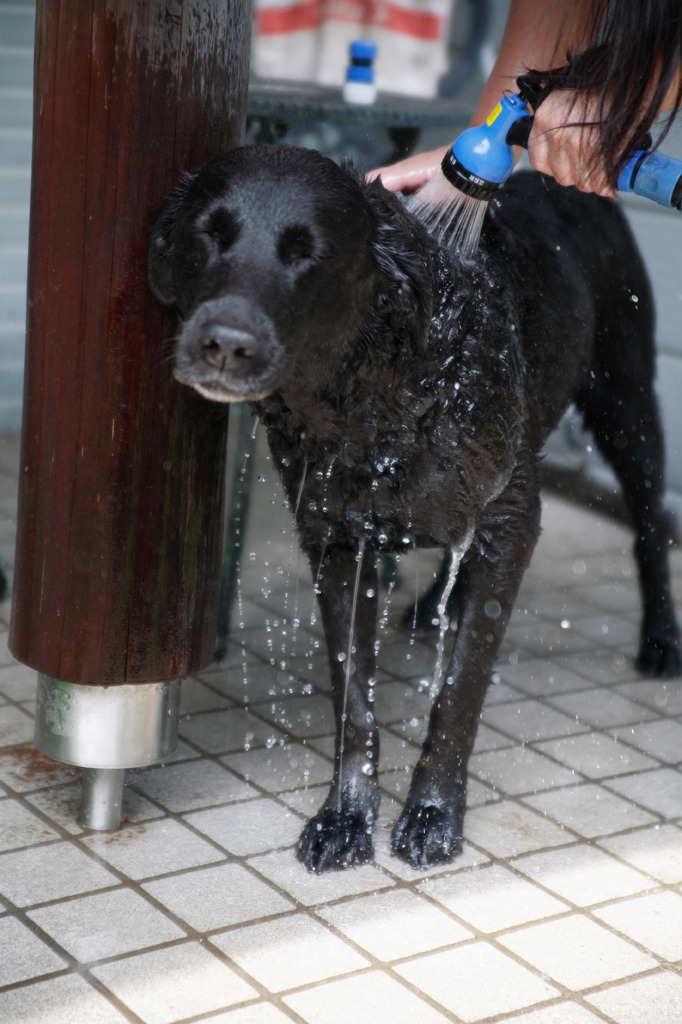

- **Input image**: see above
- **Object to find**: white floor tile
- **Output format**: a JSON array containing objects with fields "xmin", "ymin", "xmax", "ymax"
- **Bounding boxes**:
[
  {"xmin": 610, "ymin": 718, "xmax": 682, "ymax": 764},
  {"xmin": 0, "ymin": 661, "xmax": 37, "ymax": 701},
  {"xmin": 470, "ymin": 745, "xmax": 579, "ymax": 795},
  {"xmin": 500, "ymin": 914, "xmax": 656, "ymax": 990},
  {"xmin": 549, "ymin": 687, "xmax": 658, "ymax": 729},
  {"xmin": 284, "ymin": 970, "xmax": 455, "ymax": 1024},
  {"xmin": 586, "ymin": 970, "xmax": 682, "ymax": 1024},
  {"xmin": 395, "ymin": 942, "xmax": 558, "ymax": 1021},
  {"xmin": 0, "ymin": 841, "xmax": 118, "ymax": 907},
  {"xmin": 535, "ymin": 732, "xmax": 658, "ymax": 778},
  {"xmin": 0, "ymin": 915, "xmax": 67, "ymax": 986},
  {"xmin": 179, "ymin": 707, "xmax": 285, "ymax": 754},
  {"xmin": 616, "ymin": 678, "xmax": 682, "ymax": 716},
  {"xmin": 604, "ymin": 767, "xmax": 682, "ymax": 819},
  {"xmin": 598, "ymin": 824, "xmax": 682, "ymax": 884},
  {"xmin": 0, "ymin": 744, "xmax": 79, "ymax": 793},
  {"xmin": 251, "ymin": 693, "xmax": 335, "ymax": 739},
  {"xmin": 495, "ymin": 657, "xmax": 593, "ymax": 698},
  {"xmin": 0, "ymin": 704, "xmax": 34, "ymax": 745},
  {"xmin": 131, "ymin": 758, "xmax": 257, "ymax": 812},
  {"xmin": 0, "ymin": 973, "xmax": 131, "ymax": 1024},
  {"xmin": 594, "ymin": 891, "xmax": 682, "ymax": 962},
  {"xmin": 91, "ymin": 942, "xmax": 257, "ymax": 1024},
  {"xmin": 502, "ymin": 1004, "xmax": 604, "ymax": 1023},
  {"xmin": 316, "ymin": 887, "xmax": 472, "ymax": 960},
  {"xmin": 27, "ymin": 888, "xmax": 185, "ymax": 961},
  {"xmin": 524, "ymin": 782, "xmax": 656, "ymax": 837},
  {"xmin": 212, "ymin": 913, "xmax": 369, "ymax": 990},
  {"xmin": 142, "ymin": 862, "xmax": 293, "ymax": 931},
  {"xmin": 222, "ymin": 741, "xmax": 332, "ymax": 792},
  {"xmin": 247, "ymin": 848, "xmax": 393, "ymax": 907},
  {"xmin": 185, "ymin": 798, "xmax": 303, "ymax": 855},
  {"xmin": 464, "ymin": 800, "xmax": 574, "ymax": 859},
  {"xmin": 511, "ymin": 844, "xmax": 652, "ymax": 907},
  {"xmin": 482, "ymin": 697, "xmax": 586, "ymax": 743},
  {"xmin": 81, "ymin": 818, "xmax": 224, "ymax": 880},
  {"xmin": 200, "ymin": 1004, "xmax": 307, "ymax": 1024},
  {"xmin": 0, "ymin": 797, "xmax": 60, "ymax": 851},
  {"xmin": 419, "ymin": 862, "xmax": 567, "ymax": 932}
]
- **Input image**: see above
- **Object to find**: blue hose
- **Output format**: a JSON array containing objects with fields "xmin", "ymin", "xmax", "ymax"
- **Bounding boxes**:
[{"xmin": 618, "ymin": 150, "xmax": 682, "ymax": 209}]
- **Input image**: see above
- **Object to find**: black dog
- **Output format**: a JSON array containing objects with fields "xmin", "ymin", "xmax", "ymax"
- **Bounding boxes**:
[{"xmin": 148, "ymin": 145, "xmax": 680, "ymax": 872}]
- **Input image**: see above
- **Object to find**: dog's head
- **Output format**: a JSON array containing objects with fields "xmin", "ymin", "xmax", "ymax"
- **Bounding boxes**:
[{"xmin": 148, "ymin": 145, "xmax": 433, "ymax": 402}]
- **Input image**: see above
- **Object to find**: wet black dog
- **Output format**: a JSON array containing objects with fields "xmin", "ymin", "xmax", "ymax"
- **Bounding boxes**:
[{"xmin": 148, "ymin": 145, "xmax": 680, "ymax": 872}]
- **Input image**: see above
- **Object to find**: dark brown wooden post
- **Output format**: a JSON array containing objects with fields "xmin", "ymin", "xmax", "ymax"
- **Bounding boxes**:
[{"xmin": 10, "ymin": 0, "xmax": 251, "ymax": 684}]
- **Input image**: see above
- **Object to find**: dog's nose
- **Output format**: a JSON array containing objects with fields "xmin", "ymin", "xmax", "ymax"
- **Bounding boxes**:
[{"xmin": 199, "ymin": 324, "xmax": 258, "ymax": 372}]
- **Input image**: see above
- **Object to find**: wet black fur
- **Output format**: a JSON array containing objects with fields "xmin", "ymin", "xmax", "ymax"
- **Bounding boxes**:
[{"xmin": 149, "ymin": 145, "xmax": 680, "ymax": 872}]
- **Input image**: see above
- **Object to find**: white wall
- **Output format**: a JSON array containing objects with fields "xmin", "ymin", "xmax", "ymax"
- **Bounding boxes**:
[{"xmin": 0, "ymin": 0, "xmax": 33, "ymax": 433}]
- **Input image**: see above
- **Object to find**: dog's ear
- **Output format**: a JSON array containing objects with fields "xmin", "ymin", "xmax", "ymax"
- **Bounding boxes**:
[
  {"xmin": 366, "ymin": 179, "xmax": 433, "ymax": 354},
  {"xmin": 147, "ymin": 171, "xmax": 197, "ymax": 306}
]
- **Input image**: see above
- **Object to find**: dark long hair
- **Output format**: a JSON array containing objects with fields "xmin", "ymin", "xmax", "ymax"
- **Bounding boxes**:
[{"xmin": 530, "ymin": 0, "xmax": 682, "ymax": 189}]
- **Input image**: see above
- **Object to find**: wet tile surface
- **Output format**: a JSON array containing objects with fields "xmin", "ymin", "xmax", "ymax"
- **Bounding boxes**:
[{"xmin": 2, "ymin": 427, "xmax": 682, "ymax": 1024}]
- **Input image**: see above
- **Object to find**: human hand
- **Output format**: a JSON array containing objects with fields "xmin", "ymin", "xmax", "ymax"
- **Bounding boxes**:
[
  {"xmin": 367, "ymin": 146, "xmax": 449, "ymax": 192},
  {"xmin": 527, "ymin": 89, "xmax": 616, "ymax": 196}
]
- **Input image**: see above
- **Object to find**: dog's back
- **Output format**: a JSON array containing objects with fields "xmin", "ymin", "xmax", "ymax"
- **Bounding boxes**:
[{"xmin": 478, "ymin": 172, "xmax": 654, "ymax": 447}]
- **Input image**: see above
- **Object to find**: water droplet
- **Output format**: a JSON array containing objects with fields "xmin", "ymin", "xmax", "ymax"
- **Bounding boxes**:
[{"xmin": 366, "ymin": 588, "xmax": 375, "ymax": 598}]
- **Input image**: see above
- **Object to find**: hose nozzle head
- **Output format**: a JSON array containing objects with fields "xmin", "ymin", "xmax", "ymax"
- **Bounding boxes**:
[{"xmin": 442, "ymin": 91, "xmax": 532, "ymax": 202}]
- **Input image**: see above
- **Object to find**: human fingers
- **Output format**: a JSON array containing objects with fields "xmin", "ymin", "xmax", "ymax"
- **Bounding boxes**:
[{"xmin": 367, "ymin": 146, "xmax": 449, "ymax": 192}]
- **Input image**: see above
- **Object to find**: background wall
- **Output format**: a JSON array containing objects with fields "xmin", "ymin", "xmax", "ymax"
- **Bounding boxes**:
[{"xmin": 0, "ymin": 1, "xmax": 32, "ymax": 433}]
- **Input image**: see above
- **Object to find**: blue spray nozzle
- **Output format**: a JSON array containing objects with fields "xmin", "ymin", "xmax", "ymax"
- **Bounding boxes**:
[{"xmin": 441, "ymin": 91, "xmax": 531, "ymax": 200}]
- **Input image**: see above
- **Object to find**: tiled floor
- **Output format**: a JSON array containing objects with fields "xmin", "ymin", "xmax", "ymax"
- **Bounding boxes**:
[{"xmin": 1, "ymin": 428, "xmax": 682, "ymax": 1024}]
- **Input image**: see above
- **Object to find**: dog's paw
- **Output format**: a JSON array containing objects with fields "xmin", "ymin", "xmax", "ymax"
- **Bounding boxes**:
[
  {"xmin": 636, "ymin": 635, "xmax": 682, "ymax": 678},
  {"xmin": 390, "ymin": 804, "xmax": 463, "ymax": 869},
  {"xmin": 296, "ymin": 810, "xmax": 374, "ymax": 873}
]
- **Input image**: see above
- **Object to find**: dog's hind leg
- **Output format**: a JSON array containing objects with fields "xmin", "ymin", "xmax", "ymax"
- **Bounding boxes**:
[
  {"xmin": 392, "ymin": 482, "xmax": 542, "ymax": 869},
  {"xmin": 577, "ymin": 377, "xmax": 681, "ymax": 677},
  {"xmin": 296, "ymin": 544, "xmax": 381, "ymax": 873}
]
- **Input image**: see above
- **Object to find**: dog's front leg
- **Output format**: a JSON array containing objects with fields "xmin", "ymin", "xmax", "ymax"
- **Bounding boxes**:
[
  {"xmin": 297, "ymin": 544, "xmax": 380, "ymax": 873},
  {"xmin": 392, "ymin": 496, "xmax": 540, "ymax": 869}
]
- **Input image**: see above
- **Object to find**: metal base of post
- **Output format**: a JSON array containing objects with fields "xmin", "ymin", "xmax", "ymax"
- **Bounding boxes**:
[
  {"xmin": 80, "ymin": 768, "xmax": 126, "ymax": 830},
  {"xmin": 35, "ymin": 674, "xmax": 181, "ymax": 830}
]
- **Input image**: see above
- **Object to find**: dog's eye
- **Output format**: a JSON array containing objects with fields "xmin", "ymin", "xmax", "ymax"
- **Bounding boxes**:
[
  {"xmin": 278, "ymin": 225, "xmax": 315, "ymax": 266},
  {"xmin": 201, "ymin": 207, "xmax": 240, "ymax": 253}
]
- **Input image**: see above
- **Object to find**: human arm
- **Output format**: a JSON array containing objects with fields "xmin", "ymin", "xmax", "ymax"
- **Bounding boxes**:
[{"xmin": 369, "ymin": 0, "xmax": 589, "ymax": 192}]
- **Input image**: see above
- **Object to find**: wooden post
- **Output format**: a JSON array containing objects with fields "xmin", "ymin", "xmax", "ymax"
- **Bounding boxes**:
[{"xmin": 9, "ymin": 0, "xmax": 252, "ymax": 684}]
